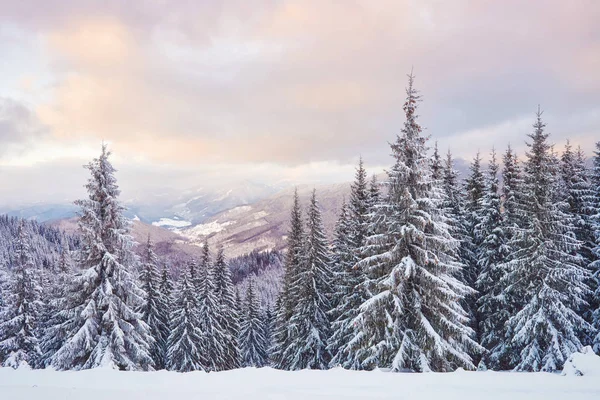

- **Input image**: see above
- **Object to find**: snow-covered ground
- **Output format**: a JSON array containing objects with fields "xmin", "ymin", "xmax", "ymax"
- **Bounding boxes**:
[{"xmin": 0, "ymin": 366, "xmax": 597, "ymax": 400}]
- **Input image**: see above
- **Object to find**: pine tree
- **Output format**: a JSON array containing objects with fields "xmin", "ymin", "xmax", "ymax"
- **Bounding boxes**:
[
  {"xmin": 271, "ymin": 189, "xmax": 304, "ymax": 368},
  {"xmin": 166, "ymin": 270, "xmax": 202, "ymax": 372},
  {"xmin": 0, "ymin": 221, "xmax": 42, "ymax": 368},
  {"xmin": 48, "ymin": 145, "xmax": 152, "ymax": 371},
  {"xmin": 283, "ymin": 190, "xmax": 332, "ymax": 370},
  {"xmin": 158, "ymin": 264, "xmax": 173, "ymax": 367},
  {"xmin": 139, "ymin": 235, "xmax": 169, "ymax": 369},
  {"xmin": 352, "ymin": 74, "xmax": 479, "ymax": 372},
  {"xmin": 40, "ymin": 243, "xmax": 73, "ymax": 366},
  {"xmin": 239, "ymin": 278, "xmax": 268, "ymax": 367},
  {"xmin": 197, "ymin": 244, "xmax": 226, "ymax": 371},
  {"xmin": 212, "ymin": 247, "xmax": 241, "ymax": 370},
  {"xmin": 590, "ymin": 141, "xmax": 600, "ymax": 352},
  {"xmin": 431, "ymin": 141, "xmax": 443, "ymax": 182},
  {"xmin": 502, "ymin": 109, "xmax": 591, "ymax": 371},
  {"xmin": 329, "ymin": 159, "xmax": 371, "ymax": 369},
  {"xmin": 463, "ymin": 152, "xmax": 485, "ymax": 289},
  {"xmin": 442, "ymin": 150, "xmax": 471, "ymax": 286},
  {"xmin": 501, "ymin": 145, "xmax": 525, "ymax": 243},
  {"xmin": 368, "ymin": 175, "xmax": 381, "ymax": 209},
  {"xmin": 561, "ymin": 143, "xmax": 596, "ymax": 268},
  {"xmin": 475, "ymin": 149, "xmax": 511, "ymax": 369},
  {"xmin": 262, "ymin": 305, "xmax": 274, "ymax": 361}
]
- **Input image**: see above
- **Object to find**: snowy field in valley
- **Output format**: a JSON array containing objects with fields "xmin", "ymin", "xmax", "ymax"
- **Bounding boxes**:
[{"xmin": 0, "ymin": 366, "xmax": 598, "ymax": 400}]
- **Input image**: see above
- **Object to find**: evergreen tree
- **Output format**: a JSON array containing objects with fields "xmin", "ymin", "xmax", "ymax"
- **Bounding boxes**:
[
  {"xmin": 197, "ymin": 245, "xmax": 226, "ymax": 371},
  {"xmin": 40, "ymin": 243, "xmax": 73, "ymax": 366},
  {"xmin": 368, "ymin": 175, "xmax": 381, "ymax": 209},
  {"xmin": 271, "ymin": 189, "xmax": 304, "ymax": 368},
  {"xmin": 463, "ymin": 152, "xmax": 485, "ymax": 289},
  {"xmin": 442, "ymin": 150, "xmax": 471, "ymax": 285},
  {"xmin": 475, "ymin": 149, "xmax": 511, "ymax": 369},
  {"xmin": 283, "ymin": 190, "xmax": 332, "ymax": 370},
  {"xmin": 502, "ymin": 109, "xmax": 591, "ymax": 371},
  {"xmin": 158, "ymin": 264, "xmax": 173, "ymax": 367},
  {"xmin": 212, "ymin": 247, "xmax": 241, "ymax": 370},
  {"xmin": 239, "ymin": 278, "xmax": 268, "ymax": 367},
  {"xmin": 352, "ymin": 74, "xmax": 479, "ymax": 372},
  {"xmin": 48, "ymin": 145, "xmax": 152, "ymax": 371},
  {"xmin": 431, "ymin": 141, "xmax": 443, "ymax": 182},
  {"xmin": 0, "ymin": 221, "xmax": 42, "ymax": 368},
  {"xmin": 501, "ymin": 145, "xmax": 525, "ymax": 243},
  {"xmin": 166, "ymin": 271, "xmax": 202, "ymax": 372},
  {"xmin": 590, "ymin": 141, "xmax": 600, "ymax": 352},
  {"xmin": 561, "ymin": 144, "xmax": 597, "ymax": 272},
  {"xmin": 262, "ymin": 305, "xmax": 274, "ymax": 361},
  {"xmin": 139, "ymin": 235, "xmax": 169, "ymax": 369},
  {"xmin": 329, "ymin": 159, "xmax": 371, "ymax": 369}
]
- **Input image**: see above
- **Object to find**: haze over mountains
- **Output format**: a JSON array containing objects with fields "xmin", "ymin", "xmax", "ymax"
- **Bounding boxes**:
[{"xmin": 1, "ymin": 159, "xmax": 471, "ymax": 258}]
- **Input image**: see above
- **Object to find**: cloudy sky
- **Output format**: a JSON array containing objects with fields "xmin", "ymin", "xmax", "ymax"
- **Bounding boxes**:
[{"xmin": 0, "ymin": 0, "xmax": 598, "ymax": 204}]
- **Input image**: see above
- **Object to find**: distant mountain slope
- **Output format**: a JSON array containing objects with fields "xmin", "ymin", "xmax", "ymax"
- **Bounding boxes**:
[{"xmin": 177, "ymin": 182, "xmax": 352, "ymax": 257}]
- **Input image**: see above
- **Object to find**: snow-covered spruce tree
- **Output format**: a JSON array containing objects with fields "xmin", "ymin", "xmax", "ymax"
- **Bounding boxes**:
[
  {"xmin": 502, "ymin": 109, "xmax": 591, "ymax": 372},
  {"xmin": 328, "ymin": 200, "xmax": 360, "ymax": 367},
  {"xmin": 561, "ymin": 143, "xmax": 596, "ymax": 268},
  {"xmin": 0, "ymin": 220, "xmax": 42, "ymax": 368},
  {"xmin": 271, "ymin": 189, "xmax": 304, "ymax": 369},
  {"xmin": 139, "ymin": 235, "xmax": 169, "ymax": 370},
  {"xmin": 591, "ymin": 141, "xmax": 600, "ymax": 352},
  {"xmin": 40, "ymin": 243, "xmax": 73, "ymax": 366},
  {"xmin": 328, "ymin": 199, "xmax": 353, "ymax": 316},
  {"xmin": 262, "ymin": 305, "xmax": 274, "ymax": 360},
  {"xmin": 475, "ymin": 149, "xmax": 511, "ymax": 370},
  {"xmin": 352, "ymin": 74, "xmax": 479, "ymax": 372},
  {"xmin": 167, "ymin": 270, "xmax": 203, "ymax": 372},
  {"xmin": 213, "ymin": 247, "xmax": 241, "ymax": 370},
  {"xmin": 283, "ymin": 190, "xmax": 332, "ymax": 370},
  {"xmin": 463, "ymin": 152, "xmax": 485, "ymax": 289},
  {"xmin": 329, "ymin": 159, "xmax": 371, "ymax": 369},
  {"xmin": 49, "ymin": 145, "xmax": 153, "ymax": 371},
  {"xmin": 197, "ymin": 245, "xmax": 226, "ymax": 372},
  {"xmin": 431, "ymin": 141, "xmax": 443, "ymax": 182},
  {"xmin": 442, "ymin": 150, "xmax": 471, "ymax": 286},
  {"xmin": 501, "ymin": 145, "xmax": 526, "ymax": 243},
  {"xmin": 368, "ymin": 174, "xmax": 381, "ymax": 209},
  {"xmin": 239, "ymin": 278, "xmax": 268, "ymax": 367},
  {"xmin": 158, "ymin": 264, "xmax": 173, "ymax": 366}
]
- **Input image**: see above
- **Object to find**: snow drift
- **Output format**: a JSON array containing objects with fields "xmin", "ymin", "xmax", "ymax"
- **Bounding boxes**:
[{"xmin": 0, "ymin": 365, "xmax": 598, "ymax": 400}]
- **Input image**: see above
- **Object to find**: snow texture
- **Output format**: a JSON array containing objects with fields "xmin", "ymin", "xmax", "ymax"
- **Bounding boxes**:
[{"xmin": 0, "ymin": 366, "xmax": 597, "ymax": 400}]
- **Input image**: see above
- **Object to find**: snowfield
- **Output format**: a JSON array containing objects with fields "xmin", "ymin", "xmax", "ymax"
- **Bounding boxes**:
[{"xmin": 0, "ymin": 366, "xmax": 598, "ymax": 400}]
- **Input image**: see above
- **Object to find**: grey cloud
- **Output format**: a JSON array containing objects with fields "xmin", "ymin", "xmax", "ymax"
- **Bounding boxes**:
[
  {"xmin": 0, "ymin": 1, "xmax": 598, "ymax": 168},
  {"xmin": 0, "ymin": 98, "xmax": 48, "ymax": 153}
]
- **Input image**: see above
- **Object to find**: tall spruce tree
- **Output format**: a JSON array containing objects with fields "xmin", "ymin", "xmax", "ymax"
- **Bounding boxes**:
[
  {"xmin": 139, "ymin": 235, "xmax": 169, "ymax": 369},
  {"xmin": 591, "ymin": 141, "xmax": 600, "ymax": 352},
  {"xmin": 463, "ymin": 152, "xmax": 485, "ymax": 289},
  {"xmin": 48, "ymin": 145, "xmax": 152, "ymax": 371},
  {"xmin": 158, "ymin": 264, "xmax": 173, "ymax": 367},
  {"xmin": 329, "ymin": 159, "xmax": 371, "ymax": 369},
  {"xmin": 239, "ymin": 278, "xmax": 268, "ymax": 367},
  {"xmin": 283, "ymin": 190, "xmax": 332, "ymax": 370},
  {"xmin": 271, "ymin": 189, "xmax": 304, "ymax": 368},
  {"xmin": 167, "ymin": 270, "xmax": 202, "ymax": 372},
  {"xmin": 213, "ymin": 247, "xmax": 241, "ymax": 370},
  {"xmin": 502, "ymin": 109, "xmax": 591, "ymax": 371},
  {"xmin": 196, "ymin": 244, "xmax": 226, "ymax": 371},
  {"xmin": 41, "ymin": 243, "xmax": 73, "ymax": 366},
  {"xmin": 0, "ymin": 221, "xmax": 42, "ymax": 368},
  {"xmin": 475, "ymin": 149, "xmax": 511, "ymax": 369},
  {"xmin": 442, "ymin": 150, "xmax": 471, "ymax": 285},
  {"xmin": 352, "ymin": 74, "xmax": 479, "ymax": 372},
  {"xmin": 561, "ymin": 143, "xmax": 596, "ymax": 268}
]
